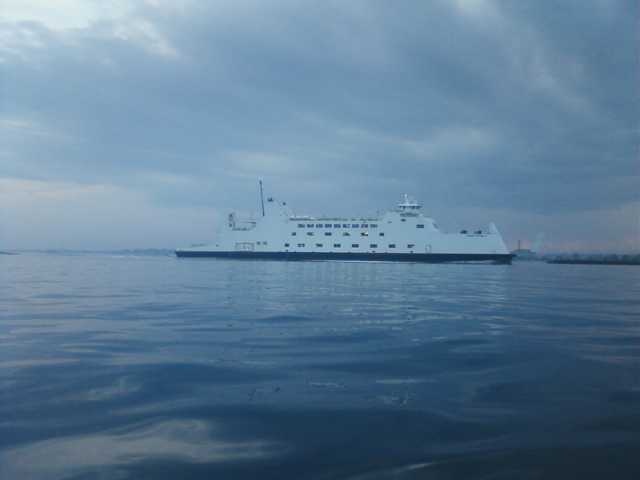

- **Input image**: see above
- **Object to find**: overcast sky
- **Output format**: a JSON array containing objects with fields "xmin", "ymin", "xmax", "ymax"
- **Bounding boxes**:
[{"xmin": 1, "ymin": 0, "xmax": 638, "ymax": 252}]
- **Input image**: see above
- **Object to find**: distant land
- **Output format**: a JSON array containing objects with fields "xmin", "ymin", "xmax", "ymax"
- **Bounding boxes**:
[
  {"xmin": 546, "ymin": 254, "xmax": 640, "ymax": 266},
  {"xmin": 11, "ymin": 249, "xmax": 174, "ymax": 256},
  {"xmin": 512, "ymin": 249, "xmax": 640, "ymax": 266}
]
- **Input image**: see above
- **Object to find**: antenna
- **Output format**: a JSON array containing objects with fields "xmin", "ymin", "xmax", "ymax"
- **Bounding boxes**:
[{"xmin": 259, "ymin": 180, "xmax": 265, "ymax": 217}]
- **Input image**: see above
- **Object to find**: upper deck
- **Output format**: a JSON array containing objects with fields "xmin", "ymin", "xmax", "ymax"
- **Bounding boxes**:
[{"xmin": 288, "ymin": 194, "xmax": 424, "ymax": 223}]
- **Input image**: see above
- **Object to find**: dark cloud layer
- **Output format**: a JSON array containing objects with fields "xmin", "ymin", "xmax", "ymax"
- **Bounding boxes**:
[{"xmin": 1, "ymin": 0, "xmax": 638, "ymax": 250}]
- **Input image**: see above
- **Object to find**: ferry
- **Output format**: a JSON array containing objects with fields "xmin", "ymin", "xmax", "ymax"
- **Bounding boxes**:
[{"xmin": 176, "ymin": 182, "xmax": 513, "ymax": 264}]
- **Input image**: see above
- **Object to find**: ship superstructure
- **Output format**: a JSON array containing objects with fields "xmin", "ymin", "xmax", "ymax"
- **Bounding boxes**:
[{"xmin": 176, "ymin": 184, "xmax": 512, "ymax": 264}]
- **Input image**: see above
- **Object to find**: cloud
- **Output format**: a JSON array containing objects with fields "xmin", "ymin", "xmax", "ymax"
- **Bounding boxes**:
[
  {"xmin": 0, "ymin": 0, "xmax": 637, "ymax": 251},
  {"xmin": 0, "ymin": 0, "xmax": 132, "ymax": 30}
]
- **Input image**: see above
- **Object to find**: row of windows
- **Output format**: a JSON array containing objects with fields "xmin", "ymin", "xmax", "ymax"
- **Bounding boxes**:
[
  {"xmin": 284, "ymin": 243, "xmax": 415, "ymax": 249},
  {"xmin": 296, "ymin": 223, "xmax": 426, "ymax": 229},
  {"xmin": 297, "ymin": 223, "xmax": 379, "ymax": 229},
  {"xmin": 293, "ymin": 231, "xmax": 386, "ymax": 237}
]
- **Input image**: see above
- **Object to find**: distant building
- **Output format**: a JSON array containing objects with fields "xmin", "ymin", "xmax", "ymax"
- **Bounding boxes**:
[{"xmin": 511, "ymin": 240, "xmax": 538, "ymax": 261}]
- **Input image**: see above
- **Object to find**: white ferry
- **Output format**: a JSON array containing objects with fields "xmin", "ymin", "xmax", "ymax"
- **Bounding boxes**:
[{"xmin": 176, "ymin": 183, "xmax": 513, "ymax": 264}]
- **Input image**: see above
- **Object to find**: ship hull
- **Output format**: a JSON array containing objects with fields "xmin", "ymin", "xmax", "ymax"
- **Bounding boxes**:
[{"xmin": 175, "ymin": 250, "xmax": 513, "ymax": 264}]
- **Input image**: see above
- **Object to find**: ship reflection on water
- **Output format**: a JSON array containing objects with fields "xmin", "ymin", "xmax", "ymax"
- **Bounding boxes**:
[{"xmin": 1, "ymin": 253, "xmax": 639, "ymax": 479}]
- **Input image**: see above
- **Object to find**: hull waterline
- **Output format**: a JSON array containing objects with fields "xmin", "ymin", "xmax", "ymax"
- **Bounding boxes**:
[{"xmin": 175, "ymin": 250, "xmax": 513, "ymax": 264}]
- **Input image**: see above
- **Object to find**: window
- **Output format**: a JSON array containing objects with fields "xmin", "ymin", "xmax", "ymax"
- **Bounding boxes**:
[
  {"xmin": 284, "ymin": 243, "xmax": 290, "ymax": 247},
  {"xmin": 352, "ymin": 243, "xmax": 359, "ymax": 248},
  {"xmin": 343, "ymin": 232, "xmax": 350, "ymax": 236},
  {"xmin": 389, "ymin": 244, "xmax": 396, "ymax": 248},
  {"xmin": 401, "ymin": 218, "xmax": 406, "ymax": 222},
  {"xmin": 307, "ymin": 232, "xmax": 314, "ymax": 236},
  {"xmin": 333, "ymin": 243, "xmax": 341, "ymax": 248},
  {"xmin": 362, "ymin": 224, "xmax": 368, "ymax": 228},
  {"xmin": 407, "ymin": 244, "xmax": 415, "ymax": 248},
  {"xmin": 297, "ymin": 223, "xmax": 305, "ymax": 228},
  {"xmin": 360, "ymin": 231, "xmax": 368, "ymax": 237},
  {"xmin": 342, "ymin": 224, "xmax": 350, "ymax": 228},
  {"xmin": 370, "ymin": 244, "xmax": 378, "ymax": 248},
  {"xmin": 291, "ymin": 232, "xmax": 297, "ymax": 236},
  {"xmin": 416, "ymin": 224, "xmax": 425, "ymax": 229},
  {"xmin": 370, "ymin": 224, "xmax": 378, "ymax": 228},
  {"xmin": 324, "ymin": 224, "xmax": 332, "ymax": 228},
  {"xmin": 315, "ymin": 243, "xmax": 323, "ymax": 248},
  {"xmin": 297, "ymin": 243, "xmax": 305, "ymax": 247},
  {"xmin": 379, "ymin": 232, "xmax": 385, "ymax": 236},
  {"xmin": 352, "ymin": 224, "xmax": 360, "ymax": 228},
  {"xmin": 324, "ymin": 232, "xmax": 332, "ymax": 236},
  {"xmin": 307, "ymin": 223, "xmax": 314, "ymax": 228},
  {"xmin": 334, "ymin": 224, "xmax": 341, "ymax": 228},
  {"xmin": 315, "ymin": 224, "xmax": 323, "ymax": 228},
  {"xmin": 460, "ymin": 229, "xmax": 468, "ymax": 234}
]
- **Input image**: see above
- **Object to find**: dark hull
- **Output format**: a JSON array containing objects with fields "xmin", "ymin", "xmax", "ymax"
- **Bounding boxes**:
[{"xmin": 175, "ymin": 250, "xmax": 513, "ymax": 264}]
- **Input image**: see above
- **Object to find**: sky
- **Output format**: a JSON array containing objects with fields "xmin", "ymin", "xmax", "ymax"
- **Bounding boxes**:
[{"xmin": 1, "ymin": 0, "xmax": 638, "ymax": 252}]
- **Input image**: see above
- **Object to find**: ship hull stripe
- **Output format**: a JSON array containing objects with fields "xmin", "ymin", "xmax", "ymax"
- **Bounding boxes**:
[{"xmin": 175, "ymin": 251, "xmax": 513, "ymax": 264}]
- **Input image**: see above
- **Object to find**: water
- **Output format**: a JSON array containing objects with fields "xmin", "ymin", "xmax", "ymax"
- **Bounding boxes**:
[{"xmin": 2, "ymin": 253, "xmax": 639, "ymax": 479}]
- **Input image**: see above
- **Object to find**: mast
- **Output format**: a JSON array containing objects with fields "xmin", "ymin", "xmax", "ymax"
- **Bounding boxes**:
[{"xmin": 259, "ymin": 180, "xmax": 265, "ymax": 217}]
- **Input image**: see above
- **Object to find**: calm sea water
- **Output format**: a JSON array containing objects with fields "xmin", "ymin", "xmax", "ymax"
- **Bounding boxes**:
[{"xmin": 1, "ymin": 253, "xmax": 639, "ymax": 479}]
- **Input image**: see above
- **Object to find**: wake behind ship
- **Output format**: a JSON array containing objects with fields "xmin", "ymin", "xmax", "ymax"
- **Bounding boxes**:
[{"xmin": 176, "ymin": 184, "xmax": 513, "ymax": 264}]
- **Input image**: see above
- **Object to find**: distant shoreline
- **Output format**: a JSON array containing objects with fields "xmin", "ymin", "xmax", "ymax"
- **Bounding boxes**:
[{"xmin": 547, "ymin": 259, "xmax": 639, "ymax": 266}]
